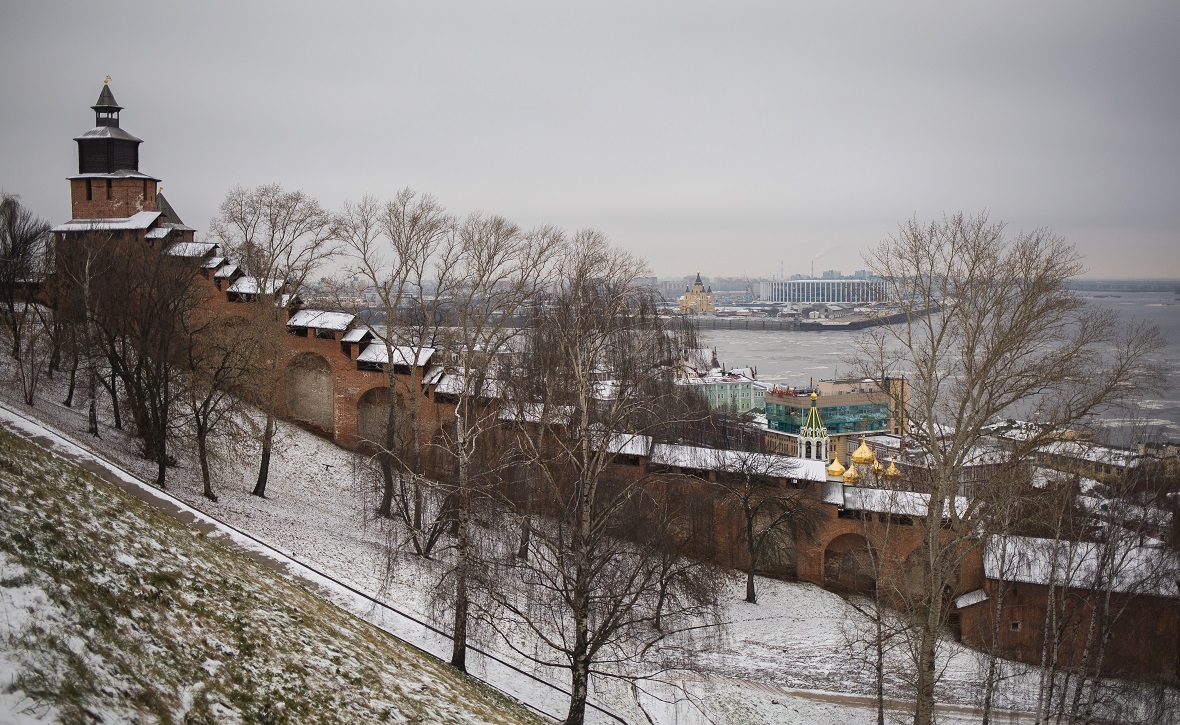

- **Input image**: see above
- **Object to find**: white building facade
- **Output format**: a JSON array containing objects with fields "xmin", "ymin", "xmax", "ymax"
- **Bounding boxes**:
[{"xmin": 759, "ymin": 279, "xmax": 885, "ymax": 304}]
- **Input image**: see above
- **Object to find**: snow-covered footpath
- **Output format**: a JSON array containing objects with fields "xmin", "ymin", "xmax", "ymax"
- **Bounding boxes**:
[{"xmin": 0, "ymin": 378, "xmax": 1044, "ymax": 724}]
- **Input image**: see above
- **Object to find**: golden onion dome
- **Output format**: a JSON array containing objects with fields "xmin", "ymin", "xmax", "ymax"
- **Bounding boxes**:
[
  {"xmin": 872, "ymin": 459, "xmax": 884, "ymax": 475},
  {"xmin": 826, "ymin": 458, "xmax": 846, "ymax": 477},
  {"xmin": 810, "ymin": 391, "xmax": 818, "ymax": 401},
  {"xmin": 884, "ymin": 459, "xmax": 902, "ymax": 478},
  {"xmin": 851, "ymin": 440, "xmax": 876, "ymax": 466},
  {"xmin": 843, "ymin": 465, "xmax": 860, "ymax": 483}
]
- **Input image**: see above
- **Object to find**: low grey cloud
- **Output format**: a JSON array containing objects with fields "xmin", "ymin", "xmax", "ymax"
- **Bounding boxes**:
[{"xmin": 2, "ymin": 0, "xmax": 1177, "ymax": 279}]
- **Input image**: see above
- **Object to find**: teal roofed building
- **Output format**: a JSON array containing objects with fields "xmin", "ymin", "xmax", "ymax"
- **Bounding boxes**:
[{"xmin": 763, "ymin": 378, "xmax": 907, "ymax": 462}]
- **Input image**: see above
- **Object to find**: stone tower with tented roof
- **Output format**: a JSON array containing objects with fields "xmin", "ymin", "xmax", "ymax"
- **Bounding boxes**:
[{"xmin": 69, "ymin": 77, "xmax": 160, "ymax": 220}]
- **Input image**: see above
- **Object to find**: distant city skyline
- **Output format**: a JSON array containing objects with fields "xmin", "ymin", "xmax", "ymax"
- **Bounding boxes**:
[{"xmin": 2, "ymin": 2, "xmax": 1178, "ymax": 280}]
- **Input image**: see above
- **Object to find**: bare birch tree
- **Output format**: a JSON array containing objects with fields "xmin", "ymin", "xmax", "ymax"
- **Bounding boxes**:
[
  {"xmin": 491, "ymin": 232, "xmax": 721, "ymax": 725},
  {"xmin": 433, "ymin": 213, "xmax": 559, "ymax": 672},
  {"xmin": 209, "ymin": 184, "xmax": 337, "ymax": 497},
  {"xmin": 338, "ymin": 189, "xmax": 457, "ymax": 551},
  {"xmin": 849, "ymin": 211, "xmax": 1165, "ymax": 725}
]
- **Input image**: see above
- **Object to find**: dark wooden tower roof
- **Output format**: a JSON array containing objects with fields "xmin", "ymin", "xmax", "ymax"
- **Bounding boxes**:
[{"xmin": 74, "ymin": 79, "xmax": 143, "ymax": 175}]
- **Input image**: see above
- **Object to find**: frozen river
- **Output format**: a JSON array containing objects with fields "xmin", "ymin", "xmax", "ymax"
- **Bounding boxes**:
[{"xmin": 700, "ymin": 291, "xmax": 1180, "ymax": 442}]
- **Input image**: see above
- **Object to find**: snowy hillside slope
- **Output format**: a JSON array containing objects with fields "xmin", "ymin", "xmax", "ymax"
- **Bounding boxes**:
[{"xmin": 0, "ymin": 429, "xmax": 542, "ymax": 725}]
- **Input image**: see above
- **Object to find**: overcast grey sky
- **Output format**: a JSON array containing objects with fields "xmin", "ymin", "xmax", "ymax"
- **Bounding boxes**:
[{"xmin": 2, "ymin": 1, "xmax": 1178, "ymax": 279}]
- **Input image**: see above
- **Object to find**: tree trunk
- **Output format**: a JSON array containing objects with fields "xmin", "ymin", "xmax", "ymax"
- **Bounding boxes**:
[
  {"xmin": 565, "ymin": 646, "xmax": 591, "ymax": 725},
  {"xmin": 745, "ymin": 508, "xmax": 758, "ymax": 603},
  {"xmin": 253, "ymin": 411, "xmax": 275, "ymax": 497},
  {"xmin": 378, "ymin": 453, "xmax": 395, "ymax": 518},
  {"xmin": 981, "ymin": 552, "xmax": 1010, "ymax": 725},
  {"xmin": 155, "ymin": 448, "xmax": 167, "ymax": 489},
  {"xmin": 198, "ymin": 425, "xmax": 216, "ymax": 502},
  {"xmin": 377, "ymin": 383, "xmax": 400, "ymax": 518},
  {"xmin": 449, "ymin": 414, "xmax": 471, "ymax": 672},
  {"xmin": 109, "ymin": 367, "xmax": 122, "ymax": 430},
  {"xmin": 913, "ymin": 619, "xmax": 939, "ymax": 725},
  {"xmin": 63, "ymin": 348, "xmax": 78, "ymax": 407},
  {"xmin": 912, "ymin": 484, "xmax": 950, "ymax": 725},
  {"xmin": 449, "ymin": 489, "xmax": 470, "ymax": 672},
  {"xmin": 516, "ymin": 514, "xmax": 531, "ymax": 560},
  {"xmin": 875, "ymin": 601, "xmax": 886, "ymax": 725},
  {"xmin": 88, "ymin": 397, "xmax": 99, "ymax": 438}
]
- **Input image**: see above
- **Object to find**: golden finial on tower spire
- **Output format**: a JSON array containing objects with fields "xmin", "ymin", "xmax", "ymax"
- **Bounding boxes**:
[{"xmin": 104, "ymin": 75, "xmax": 112, "ymax": 85}]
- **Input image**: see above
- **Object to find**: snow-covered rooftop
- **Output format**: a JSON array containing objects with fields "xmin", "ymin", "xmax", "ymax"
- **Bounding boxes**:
[
  {"xmin": 1040, "ymin": 440, "xmax": 1140, "ymax": 469},
  {"xmin": 356, "ymin": 344, "xmax": 435, "ymax": 368},
  {"xmin": 434, "ymin": 372, "xmax": 507, "ymax": 398},
  {"xmin": 422, "ymin": 365, "xmax": 445, "ymax": 386},
  {"xmin": 984, "ymin": 535, "xmax": 1179, "ymax": 597},
  {"xmin": 72, "ymin": 126, "xmax": 144, "ymax": 143},
  {"xmin": 341, "ymin": 328, "xmax": 371, "ymax": 343},
  {"xmin": 498, "ymin": 403, "xmax": 574, "ymax": 425},
  {"xmin": 52, "ymin": 210, "xmax": 161, "ymax": 232},
  {"xmin": 842, "ymin": 487, "xmax": 970, "ymax": 518},
  {"xmin": 674, "ymin": 369, "xmax": 768, "ymax": 388},
  {"xmin": 287, "ymin": 309, "xmax": 355, "ymax": 331},
  {"xmin": 166, "ymin": 241, "xmax": 217, "ymax": 258},
  {"xmin": 66, "ymin": 170, "xmax": 159, "ymax": 181},
  {"xmin": 214, "ymin": 264, "xmax": 239, "ymax": 278},
  {"xmin": 954, "ymin": 588, "xmax": 989, "ymax": 610},
  {"xmin": 227, "ymin": 277, "xmax": 284, "ymax": 296},
  {"xmin": 594, "ymin": 433, "xmax": 827, "ymax": 482},
  {"xmin": 201, "ymin": 256, "xmax": 225, "ymax": 270}
]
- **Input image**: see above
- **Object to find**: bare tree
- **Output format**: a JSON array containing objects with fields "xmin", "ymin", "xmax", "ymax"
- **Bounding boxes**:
[
  {"xmin": 209, "ymin": 184, "xmax": 337, "ymax": 497},
  {"xmin": 0, "ymin": 193, "xmax": 53, "ymax": 404},
  {"xmin": 433, "ymin": 213, "xmax": 559, "ymax": 671},
  {"xmin": 56, "ymin": 231, "xmax": 209, "ymax": 486},
  {"xmin": 840, "ymin": 486, "xmax": 914, "ymax": 725},
  {"xmin": 0, "ymin": 193, "xmax": 51, "ymax": 355},
  {"xmin": 849, "ymin": 211, "xmax": 1166, "ymax": 725},
  {"xmin": 491, "ymin": 232, "xmax": 720, "ymax": 725},
  {"xmin": 338, "ymin": 189, "xmax": 456, "ymax": 547},
  {"xmin": 708, "ymin": 448, "xmax": 821, "ymax": 604},
  {"xmin": 1019, "ymin": 455, "xmax": 1180, "ymax": 725},
  {"xmin": 178, "ymin": 307, "xmax": 260, "ymax": 501}
]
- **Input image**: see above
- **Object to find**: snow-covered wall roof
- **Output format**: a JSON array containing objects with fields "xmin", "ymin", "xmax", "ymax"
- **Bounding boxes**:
[
  {"xmin": 356, "ymin": 344, "xmax": 435, "ymax": 367},
  {"xmin": 227, "ymin": 277, "xmax": 283, "ymax": 295},
  {"xmin": 841, "ymin": 487, "xmax": 969, "ymax": 518},
  {"xmin": 52, "ymin": 210, "xmax": 161, "ymax": 232},
  {"xmin": 984, "ymin": 534, "xmax": 1179, "ymax": 597},
  {"xmin": 166, "ymin": 241, "xmax": 217, "ymax": 258},
  {"xmin": 593, "ymin": 432, "xmax": 827, "ymax": 482},
  {"xmin": 341, "ymin": 328, "xmax": 371, "ymax": 343},
  {"xmin": 287, "ymin": 309, "xmax": 355, "ymax": 331}
]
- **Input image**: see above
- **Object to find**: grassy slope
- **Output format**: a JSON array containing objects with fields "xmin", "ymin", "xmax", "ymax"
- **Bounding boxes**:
[{"xmin": 0, "ymin": 430, "xmax": 541, "ymax": 725}]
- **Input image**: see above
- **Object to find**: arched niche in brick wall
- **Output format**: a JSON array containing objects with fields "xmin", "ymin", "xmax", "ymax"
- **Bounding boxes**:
[
  {"xmin": 823, "ymin": 532, "xmax": 877, "ymax": 595},
  {"xmin": 285, "ymin": 352, "xmax": 334, "ymax": 435},
  {"xmin": 356, "ymin": 386, "xmax": 408, "ymax": 455},
  {"xmin": 427, "ymin": 422, "xmax": 458, "ymax": 482}
]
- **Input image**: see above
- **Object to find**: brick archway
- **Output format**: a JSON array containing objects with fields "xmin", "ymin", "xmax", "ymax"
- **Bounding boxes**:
[
  {"xmin": 356, "ymin": 386, "xmax": 391, "ymax": 453},
  {"xmin": 285, "ymin": 352, "xmax": 333, "ymax": 435},
  {"xmin": 823, "ymin": 532, "xmax": 877, "ymax": 595},
  {"xmin": 426, "ymin": 422, "xmax": 457, "ymax": 481}
]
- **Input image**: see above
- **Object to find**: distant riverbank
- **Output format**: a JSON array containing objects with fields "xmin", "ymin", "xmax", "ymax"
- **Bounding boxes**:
[{"xmin": 700, "ymin": 292, "xmax": 1180, "ymax": 442}]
